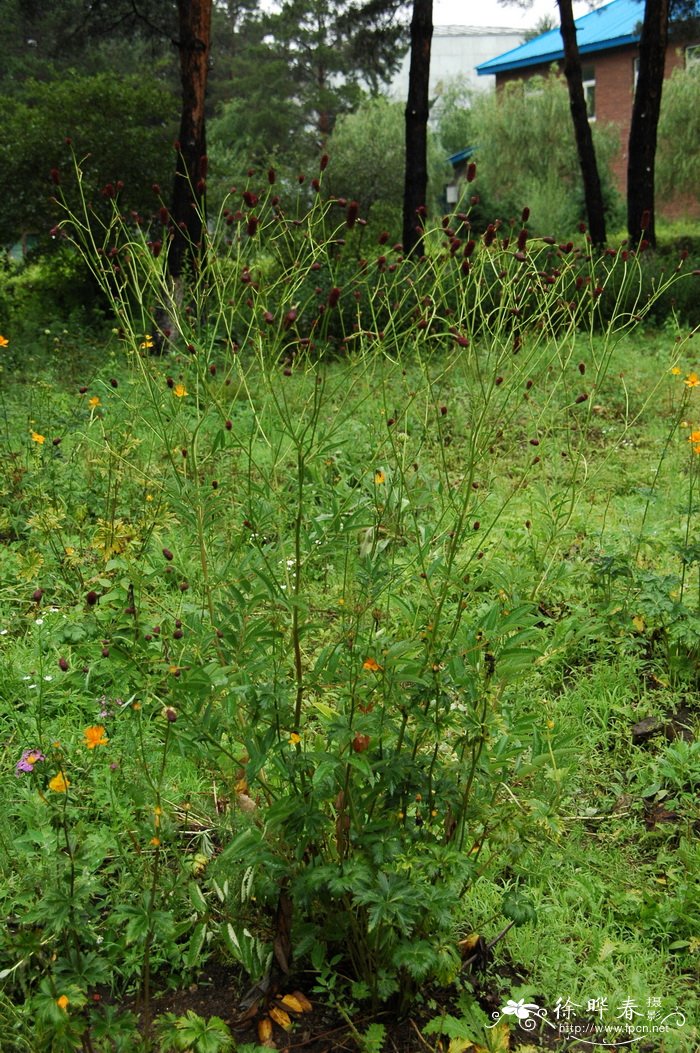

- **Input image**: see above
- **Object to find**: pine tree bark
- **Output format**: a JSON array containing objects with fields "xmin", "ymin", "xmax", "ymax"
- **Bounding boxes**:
[
  {"xmin": 557, "ymin": 0, "xmax": 607, "ymax": 246},
  {"xmin": 402, "ymin": 0, "xmax": 432, "ymax": 258},
  {"xmin": 170, "ymin": 0, "xmax": 212, "ymax": 280},
  {"xmin": 627, "ymin": 0, "xmax": 669, "ymax": 247}
]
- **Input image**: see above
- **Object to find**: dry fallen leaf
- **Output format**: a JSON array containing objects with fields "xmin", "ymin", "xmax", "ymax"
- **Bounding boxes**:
[
  {"xmin": 269, "ymin": 1006, "xmax": 293, "ymax": 1031},
  {"xmin": 257, "ymin": 1016, "xmax": 274, "ymax": 1044},
  {"xmin": 289, "ymin": 990, "xmax": 313, "ymax": 1012},
  {"xmin": 237, "ymin": 792, "xmax": 257, "ymax": 813},
  {"xmin": 279, "ymin": 993, "xmax": 309, "ymax": 1014},
  {"xmin": 458, "ymin": 933, "xmax": 483, "ymax": 956}
]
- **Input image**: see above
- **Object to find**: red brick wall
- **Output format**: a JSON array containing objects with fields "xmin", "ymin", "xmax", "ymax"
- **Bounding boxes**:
[
  {"xmin": 495, "ymin": 40, "xmax": 700, "ymax": 217},
  {"xmin": 594, "ymin": 47, "xmax": 635, "ymax": 188}
]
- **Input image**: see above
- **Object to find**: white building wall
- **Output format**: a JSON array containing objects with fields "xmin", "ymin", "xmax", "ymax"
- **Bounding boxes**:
[{"xmin": 389, "ymin": 24, "xmax": 524, "ymax": 101}]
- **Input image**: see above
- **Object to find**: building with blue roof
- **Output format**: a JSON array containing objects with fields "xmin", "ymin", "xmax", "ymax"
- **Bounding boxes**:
[
  {"xmin": 474, "ymin": 0, "xmax": 700, "ymax": 199},
  {"xmin": 476, "ymin": 0, "xmax": 647, "ymax": 77}
]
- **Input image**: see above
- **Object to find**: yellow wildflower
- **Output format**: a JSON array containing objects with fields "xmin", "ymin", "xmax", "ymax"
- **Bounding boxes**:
[
  {"xmin": 362, "ymin": 657, "xmax": 382, "ymax": 672},
  {"xmin": 88, "ymin": 396, "xmax": 101, "ymax": 408},
  {"xmin": 288, "ymin": 732, "xmax": 301, "ymax": 745},
  {"xmin": 670, "ymin": 366, "xmax": 682, "ymax": 375},
  {"xmin": 0, "ymin": 335, "xmax": 8, "ymax": 347},
  {"xmin": 83, "ymin": 725, "xmax": 109, "ymax": 749},
  {"xmin": 48, "ymin": 771, "xmax": 70, "ymax": 793},
  {"xmin": 140, "ymin": 336, "xmax": 154, "ymax": 349},
  {"xmin": 173, "ymin": 383, "xmax": 188, "ymax": 398},
  {"xmin": 374, "ymin": 470, "xmax": 385, "ymax": 484},
  {"xmin": 31, "ymin": 432, "xmax": 46, "ymax": 444},
  {"xmin": 685, "ymin": 373, "xmax": 700, "ymax": 388},
  {"xmin": 56, "ymin": 995, "xmax": 70, "ymax": 1012},
  {"xmin": 150, "ymin": 837, "xmax": 161, "ymax": 846}
]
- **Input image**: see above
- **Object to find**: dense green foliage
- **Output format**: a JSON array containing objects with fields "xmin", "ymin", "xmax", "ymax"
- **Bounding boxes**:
[
  {"xmin": 322, "ymin": 96, "xmax": 444, "ymax": 232},
  {"xmin": 208, "ymin": 0, "xmax": 408, "ymax": 170},
  {"xmin": 0, "ymin": 74, "xmax": 177, "ymax": 248},
  {"xmin": 0, "ymin": 6, "xmax": 699, "ymax": 1045},
  {"xmin": 433, "ymin": 76, "xmax": 474, "ymax": 160},
  {"xmin": 0, "ymin": 163, "xmax": 698, "ymax": 1051},
  {"xmin": 0, "ymin": 0, "xmax": 178, "ymax": 89},
  {"xmin": 657, "ymin": 62, "xmax": 700, "ymax": 198},
  {"xmin": 461, "ymin": 71, "xmax": 623, "ymax": 235}
]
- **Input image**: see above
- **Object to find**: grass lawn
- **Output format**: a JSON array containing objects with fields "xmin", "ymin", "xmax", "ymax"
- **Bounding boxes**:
[{"xmin": 1, "ymin": 215, "xmax": 699, "ymax": 1052}]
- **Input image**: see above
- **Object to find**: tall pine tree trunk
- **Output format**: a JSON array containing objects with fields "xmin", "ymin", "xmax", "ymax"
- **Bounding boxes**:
[
  {"xmin": 557, "ymin": 0, "xmax": 607, "ymax": 246},
  {"xmin": 170, "ymin": 0, "xmax": 212, "ymax": 281},
  {"xmin": 627, "ymin": 0, "xmax": 669, "ymax": 247},
  {"xmin": 402, "ymin": 0, "xmax": 432, "ymax": 258}
]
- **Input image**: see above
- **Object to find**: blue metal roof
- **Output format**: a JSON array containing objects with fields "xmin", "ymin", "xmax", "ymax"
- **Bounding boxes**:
[
  {"xmin": 476, "ymin": 0, "xmax": 645, "ymax": 75},
  {"xmin": 447, "ymin": 146, "xmax": 476, "ymax": 165}
]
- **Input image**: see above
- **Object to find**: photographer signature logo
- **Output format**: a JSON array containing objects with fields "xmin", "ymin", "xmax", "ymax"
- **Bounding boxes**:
[{"xmin": 489, "ymin": 995, "xmax": 687, "ymax": 1047}]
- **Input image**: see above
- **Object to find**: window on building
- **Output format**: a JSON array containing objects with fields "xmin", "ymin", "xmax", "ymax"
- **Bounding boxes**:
[
  {"xmin": 686, "ymin": 44, "xmax": 700, "ymax": 68},
  {"xmin": 582, "ymin": 64, "xmax": 596, "ymax": 120}
]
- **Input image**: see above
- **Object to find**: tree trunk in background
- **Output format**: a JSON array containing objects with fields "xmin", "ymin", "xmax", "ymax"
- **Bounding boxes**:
[
  {"xmin": 627, "ymin": 0, "xmax": 669, "ymax": 247},
  {"xmin": 170, "ymin": 0, "xmax": 212, "ymax": 281},
  {"xmin": 557, "ymin": 0, "xmax": 607, "ymax": 246},
  {"xmin": 402, "ymin": 0, "xmax": 432, "ymax": 258}
]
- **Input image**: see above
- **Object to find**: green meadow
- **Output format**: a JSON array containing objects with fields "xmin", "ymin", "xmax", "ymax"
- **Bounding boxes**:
[{"xmin": 0, "ymin": 181, "xmax": 698, "ymax": 1052}]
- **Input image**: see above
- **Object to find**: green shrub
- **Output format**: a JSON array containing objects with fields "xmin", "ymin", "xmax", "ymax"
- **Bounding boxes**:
[
  {"xmin": 657, "ymin": 62, "xmax": 700, "ymax": 201},
  {"xmin": 0, "ymin": 72, "xmax": 177, "ymax": 249},
  {"xmin": 453, "ymin": 70, "xmax": 623, "ymax": 236},
  {"xmin": 0, "ymin": 153, "xmax": 696, "ymax": 1053},
  {"xmin": 0, "ymin": 249, "xmax": 108, "ymax": 341}
]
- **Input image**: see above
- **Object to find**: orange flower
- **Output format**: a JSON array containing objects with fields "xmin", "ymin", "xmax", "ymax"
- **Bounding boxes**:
[
  {"xmin": 88, "ymin": 396, "xmax": 101, "ymax": 407},
  {"xmin": 685, "ymin": 373, "xmax": 700, "ymax": 387},
  {"xmin": 288, "ymin": 732, "xmax": 301, "ymax": 745},
  {"xmin": 56, "ymin": 995, "xmax": 70, "ymax": 1012},
  {"xmin": 49, "ymin": 771, "xmax": 70, "ymax": 793},
  {"xmin": 688, "ymin": 430, "xmax": 700, "ymax": 444},
  {"xmin": 362, "ymin": 657, "xmax": 382, "ymax": 672},
  {"xmin": 31, "ymin": 431, "xmax": 46, "ymax": 444},
  {"xmin": 0, "ymin": 335, "xmax": 9, "ymax": 348},
  {"xmin": 83, "ymin": 725, "xmax": 109, "ymax": 749},
  {"xmin": 173, "ymin": 383, "xmax": 188, "ymax": 398}
]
